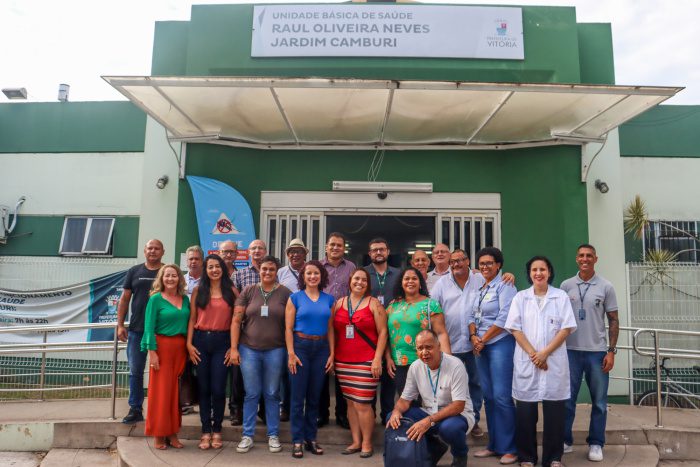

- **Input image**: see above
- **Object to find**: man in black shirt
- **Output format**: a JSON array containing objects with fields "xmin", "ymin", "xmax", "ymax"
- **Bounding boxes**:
[
  {"xmin": 117, "ymin": 239, "xmax": 164, "ymax": 424},
  {"xmin": 364, "ymin": 237, "xmax": 401, "ymax": 422}
]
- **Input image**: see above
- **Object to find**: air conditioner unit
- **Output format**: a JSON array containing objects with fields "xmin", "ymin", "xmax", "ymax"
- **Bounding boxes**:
[{"xmin": 0, "ymin": 197, "xmax": 26, "ymax": 244}]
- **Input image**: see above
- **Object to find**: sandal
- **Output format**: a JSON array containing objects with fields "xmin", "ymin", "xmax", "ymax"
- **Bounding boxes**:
[
  {"xmin": 292, "ymin": 443, "xmax": 304, "ymax": 458},
  {"xmin": 211, "ymin": 433, "xmax": 223, "ymax": 449},
  {"xmin": 154, "ymin": 436, "xmax": 167, "ymax": 450},
  {"xmin": 304, "ymin": 440, "xmax": 324, "ymax": 455},
  {"xmin": 198, "ymin": 433, "xmax": 212, "ymax": 450},
  {"xmin": 166, "ymin": 435, "xmax": 184, "ymax": 449}
]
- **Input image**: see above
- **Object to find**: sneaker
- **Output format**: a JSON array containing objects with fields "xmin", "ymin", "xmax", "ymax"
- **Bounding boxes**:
[
  {"xmin": 471, "ymin": 423, "xmax": 485, "ymax": 438},
  {"xmin": 268, "ymin": 436, "xmax": 282, "ymax": 453},
  {"xmin": 563, "ymin": 443, "xmax": 573, "ymax": 454},
  {"xmin": 588, "ymin": 445, "xmax": 603, "ymax": 462},
  {"xmin": 121, "ymin": 408, "xmax": 143, "ymax": 424},
  {"xmin": 237, "ymin": 436, "xmax": 254, "ymax": 453}
]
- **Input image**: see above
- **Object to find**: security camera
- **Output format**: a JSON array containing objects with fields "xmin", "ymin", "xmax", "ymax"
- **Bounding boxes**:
[{"xmin": 377, "ymin": 191, "xmax": 388, "ymax": 200}]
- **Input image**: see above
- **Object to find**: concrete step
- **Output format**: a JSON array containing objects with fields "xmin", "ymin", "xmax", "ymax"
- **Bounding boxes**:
[
  {"xmin": 40, "ymin": 448, "xmax": 117, "ymax": 467},
  {"xmin": 116, "ymin": 436, "xmax": 661, "ymax": 467}
]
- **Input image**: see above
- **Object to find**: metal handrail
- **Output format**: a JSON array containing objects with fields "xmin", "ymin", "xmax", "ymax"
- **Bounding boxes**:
[
  {"xmin": 631, "ymin": 327, "xmax": 700, "ymax": 427},
  {"xmin": 0, "ymin": 321, "xmax": 128, "ymax": 419}
]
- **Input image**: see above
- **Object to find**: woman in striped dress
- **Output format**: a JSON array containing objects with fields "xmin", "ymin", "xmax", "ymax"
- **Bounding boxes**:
[{"xmin": 332, "ymin": 268, "xmax": 388, "ymax": 458}]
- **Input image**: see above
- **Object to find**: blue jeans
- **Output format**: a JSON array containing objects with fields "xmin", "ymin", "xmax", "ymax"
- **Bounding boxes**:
[
  {"xmin": 127, "ymin": 330, "xmax": 147, "ymax": 410},
  {"xmin": 239, "ymin": 344, "xmax": 286, "ymax": 437},
  {"xmin": 565, "ymin": 350, "xmax": 609, "ymax": 447},
  {"xmin": 402, "ymin": 407, "xmax": 470, "ymax": 458},
  {"xmin": 289, "ymin": 335, "xmax": 329, "ymax": 443},
  {"xmin": 453, "ymin": 351, "xmax": 482, "ymax": 424},
  {"xmin": 193, "ymin": 330, "xmax": 230, "ymax": 433},
  {"xmin": 477, "ymin": 334, "xmax": 516, "ymax": 455}
]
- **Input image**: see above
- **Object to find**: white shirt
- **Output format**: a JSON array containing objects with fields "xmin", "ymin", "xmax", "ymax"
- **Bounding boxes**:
[
  {"xmin": 184, "ymin": 272, "xmax": 201, "ymax": 298},
  {"xmin": 430, "ymin": 272, "xmax": 484, "ymax": 353},
  {"xmin": 426, "ymin": 268, "xmax": 450, "ymax": 292},
  {"xmin": 504, "ymin": 286, "xmax": 577, "ymax": 402},
  {"xmin": 401, "ymin": 353, "xmax": 475, "ymax": 430},
  {"xmin": 277, "ymin": 265, "xmax": 301, "ymax": 293}
]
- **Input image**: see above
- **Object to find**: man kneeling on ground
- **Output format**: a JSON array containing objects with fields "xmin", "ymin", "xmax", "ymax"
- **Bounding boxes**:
[{"xmin": 386, "ymin": 329, "xmax": 475, "ymax": 467}]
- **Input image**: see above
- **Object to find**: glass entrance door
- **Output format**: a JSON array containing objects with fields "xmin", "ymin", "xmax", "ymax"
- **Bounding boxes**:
[{"xmin": 325, "ymin": 215, "xmax": 435, "ymax": 268}]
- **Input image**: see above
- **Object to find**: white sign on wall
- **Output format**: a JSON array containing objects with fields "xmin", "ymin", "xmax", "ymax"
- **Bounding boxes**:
[{"xmin": 251, "ymin": 4, "xmax": 523, "ymax": 59}]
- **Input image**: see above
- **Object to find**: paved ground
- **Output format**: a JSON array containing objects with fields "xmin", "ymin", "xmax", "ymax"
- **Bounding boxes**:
[{"xmin": 0, "ymin": 398, "xmax": 698, "ymax": 466}]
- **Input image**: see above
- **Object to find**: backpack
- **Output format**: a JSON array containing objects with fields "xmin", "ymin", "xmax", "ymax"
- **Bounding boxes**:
[{"xmin": 384, "ymin": 417, "xmax": 433, "ymax": 467}]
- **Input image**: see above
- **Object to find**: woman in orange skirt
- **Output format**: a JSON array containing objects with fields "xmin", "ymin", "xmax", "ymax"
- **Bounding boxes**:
[{"xmin": 141, "ymin": 264, "xmax": 190, "ymax": 450}]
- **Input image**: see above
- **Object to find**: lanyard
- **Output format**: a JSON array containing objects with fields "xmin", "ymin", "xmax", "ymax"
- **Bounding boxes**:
[
  {"xmin": 259, "ymin": 284, "xmax": 277, "ymax": 306},
  {"xmin": 425, "ymin": 355, "xmax": 443, "ymax": 398},
  {"xmin": 289, "ymin": 267, "xmax": 299, "ymax": 280},
  {"xmin": 577, "ymin": 282, "xmax": 592, "ymax": 306},
  {"xmin": 375, "ymin": 270, "xmax": 387, "ymax": 293},
  {"xmin": 347, "ymin": 295, "xmax": 362, "ymax": 321}
]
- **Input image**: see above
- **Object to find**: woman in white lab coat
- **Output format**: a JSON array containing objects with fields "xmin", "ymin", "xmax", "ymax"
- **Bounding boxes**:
[{"xmin": 504, "ymin": 256, "xmax": 577, "ymax": 467}]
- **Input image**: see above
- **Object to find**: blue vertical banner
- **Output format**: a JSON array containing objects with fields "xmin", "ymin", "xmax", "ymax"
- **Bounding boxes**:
[
  {"xmin": 88, "ymin": 271, "xmax": 127, "ymax": 342},
  {"xmin": 187, "ymin": 176, "xmax": 256, "ymax": 268}
]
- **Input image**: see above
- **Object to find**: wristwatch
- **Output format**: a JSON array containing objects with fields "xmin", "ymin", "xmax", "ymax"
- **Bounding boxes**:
[
  {"xmin": 428, "ymin": 415, "xmax": 436, "ymax": 427},
  {"xmin": 607, "ymin": 346, "xmax": 617, "ymax": 354}
]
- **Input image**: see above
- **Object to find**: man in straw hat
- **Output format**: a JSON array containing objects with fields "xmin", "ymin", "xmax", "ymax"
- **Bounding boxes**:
[{"xmin": 278, "ymin": 238, "xmax": 308, "ymax": 293}]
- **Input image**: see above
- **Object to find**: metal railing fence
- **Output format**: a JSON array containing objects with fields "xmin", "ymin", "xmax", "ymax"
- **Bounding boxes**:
[{"xmin": 0, "ymin": 322, "xmax": 128, "ymax": 419}]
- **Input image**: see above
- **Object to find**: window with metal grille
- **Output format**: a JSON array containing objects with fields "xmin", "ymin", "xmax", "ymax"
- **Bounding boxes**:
[
  {"xmin": 644, "ymin": 220, "xmax": 700, "ymax": 263},
  {"xmin": 59, "ymin": 217, "xmax": 115, "ymax": 255}
]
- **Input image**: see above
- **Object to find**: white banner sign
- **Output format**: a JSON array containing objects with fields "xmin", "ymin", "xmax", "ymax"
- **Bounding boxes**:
[
  {"xmin": 0, "ymin": 271, "xmax": 125, "ymax": 344},
  {"xmin": 251, "ymin": 4, "xmax": 523, "ymax": 59}
]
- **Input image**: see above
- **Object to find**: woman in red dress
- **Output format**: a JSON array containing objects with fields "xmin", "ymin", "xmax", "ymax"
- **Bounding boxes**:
[{"xmin": 332, "ymin": 268, "xmax": 388, "ymax": 458}]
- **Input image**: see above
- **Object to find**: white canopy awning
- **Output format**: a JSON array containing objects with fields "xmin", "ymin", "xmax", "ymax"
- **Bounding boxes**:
[{"xmin": 103, "ymin": 76, "xmax": 682, "ymax": 150}]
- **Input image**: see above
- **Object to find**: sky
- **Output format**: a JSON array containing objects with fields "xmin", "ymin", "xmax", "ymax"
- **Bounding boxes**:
[{"xmin": 1, "ymin": 0, "xmax": 698, "ymax": 105}]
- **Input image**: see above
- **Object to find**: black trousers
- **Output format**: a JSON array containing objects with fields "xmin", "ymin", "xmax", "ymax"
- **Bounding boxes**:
[
  {"xmin": 319, "ymin": 374, "xmax": 347, "ymax": 420},
  {"xmin": 228, "ymin": 365, "xmax": 244, "ymax": 412},
  {"xmin": 515, "ymin": 399, "xmax": 566, "ymax": 467}
]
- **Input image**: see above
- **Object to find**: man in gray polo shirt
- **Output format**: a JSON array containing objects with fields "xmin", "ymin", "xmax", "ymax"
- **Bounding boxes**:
[{"xmin": 560, "ymin": 244, "xmax": 619, "ymax": 462}]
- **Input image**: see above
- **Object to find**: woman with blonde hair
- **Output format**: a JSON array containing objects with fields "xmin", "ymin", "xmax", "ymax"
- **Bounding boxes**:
[{"xmin": 141, "ymin": 264, "xmax": 190, "ymax": 450}]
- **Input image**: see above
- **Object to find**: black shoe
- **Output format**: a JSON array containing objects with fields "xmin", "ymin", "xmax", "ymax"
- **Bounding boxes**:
[
  {"xmin": 316, "ymin": 417, "xmax": 329, "ymax": 428},
  {"xmin": 280, "ymin": 409, "xmax": 290, "ymax": 422},
  {"xmin": 230, "ymin": 407, "xmax": 243, "ymax": 426},
  {"xmin": 336, "ymin": 416, "xmax": 350, "ymax": 430},
  {"xmin": 122, "ymin": 408, "xmax": 143, "ymax": 424},
  {"xmin": 428, "ymin": 435, "xmax": 448, "ymax": 466},
  {"xmin": 450, "ymin": 455, "xmax": 467, "ymax": 467}
]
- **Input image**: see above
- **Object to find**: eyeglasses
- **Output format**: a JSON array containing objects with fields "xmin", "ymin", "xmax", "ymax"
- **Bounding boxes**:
[
  {"xmin": 449, "ymin": 257, "xmax": 467, "ymax": 265},
  {"xmin": 370, "ymin": 247, "xmax": 387, "ymax": 253},
  {"xmin": 478, "ymin": 261, "xmax": 496, "ymax": 268},
  {"xmin": 288, "ymin": 249, "xmax": 306, "ymax": 256},
  {"xmin": 220, "ymin": 250, "xmax": 237, "ymax": 256},
  {"xmin": 433, "ymin": 249, "xmax": 449, "ymax": 255}
]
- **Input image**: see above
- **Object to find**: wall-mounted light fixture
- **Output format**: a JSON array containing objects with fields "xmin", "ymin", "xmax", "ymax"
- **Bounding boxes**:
[
  {"xmin": 2, "ymin": 88, "xmax": 27, "ymax": 100},
  {"xmin": 332, "ymin": 181, "xmax": 433, "ymax": 193},
  {"xmin": 156, "ymin": 175, "xmax": 169, "ymax": 189},
  {"xmin": 594, "ymin": 179, "xmax": 609, "ymax": 194}
]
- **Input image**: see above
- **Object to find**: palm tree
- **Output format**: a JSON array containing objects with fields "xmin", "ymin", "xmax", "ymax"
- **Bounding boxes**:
[{"xmin": 624, "ymin": 195, "xmax": 700, "ymax": 244}]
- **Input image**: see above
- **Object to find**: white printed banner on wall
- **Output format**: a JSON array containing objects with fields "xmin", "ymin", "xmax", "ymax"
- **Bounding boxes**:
[{"xmin": 251, "ymin": 4, "xmax": 523, "ymax": 59}]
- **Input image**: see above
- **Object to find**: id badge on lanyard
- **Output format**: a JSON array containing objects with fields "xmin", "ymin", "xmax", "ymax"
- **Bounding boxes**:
[
  {"xmin": 261, "ymin": 305, "xmax": 269, "ymax": 317},
  {"xmin": 345, "ymin": 324, "xmax": 355, "ymax": 339},
  {"xmin": 377, "ymin": 295, "xmax": 384, "ymax": 305}
]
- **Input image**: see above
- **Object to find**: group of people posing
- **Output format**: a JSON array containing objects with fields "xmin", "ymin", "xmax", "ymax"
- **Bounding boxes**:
[{"xmin": 116, "ymin": 233, "xmax": 618, "ymax": 467}]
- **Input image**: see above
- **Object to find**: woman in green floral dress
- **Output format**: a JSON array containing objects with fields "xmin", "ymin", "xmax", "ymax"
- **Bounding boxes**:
[{"xmin": 385, "ymin": 267, "xmax": 451, "ymax": 396}]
